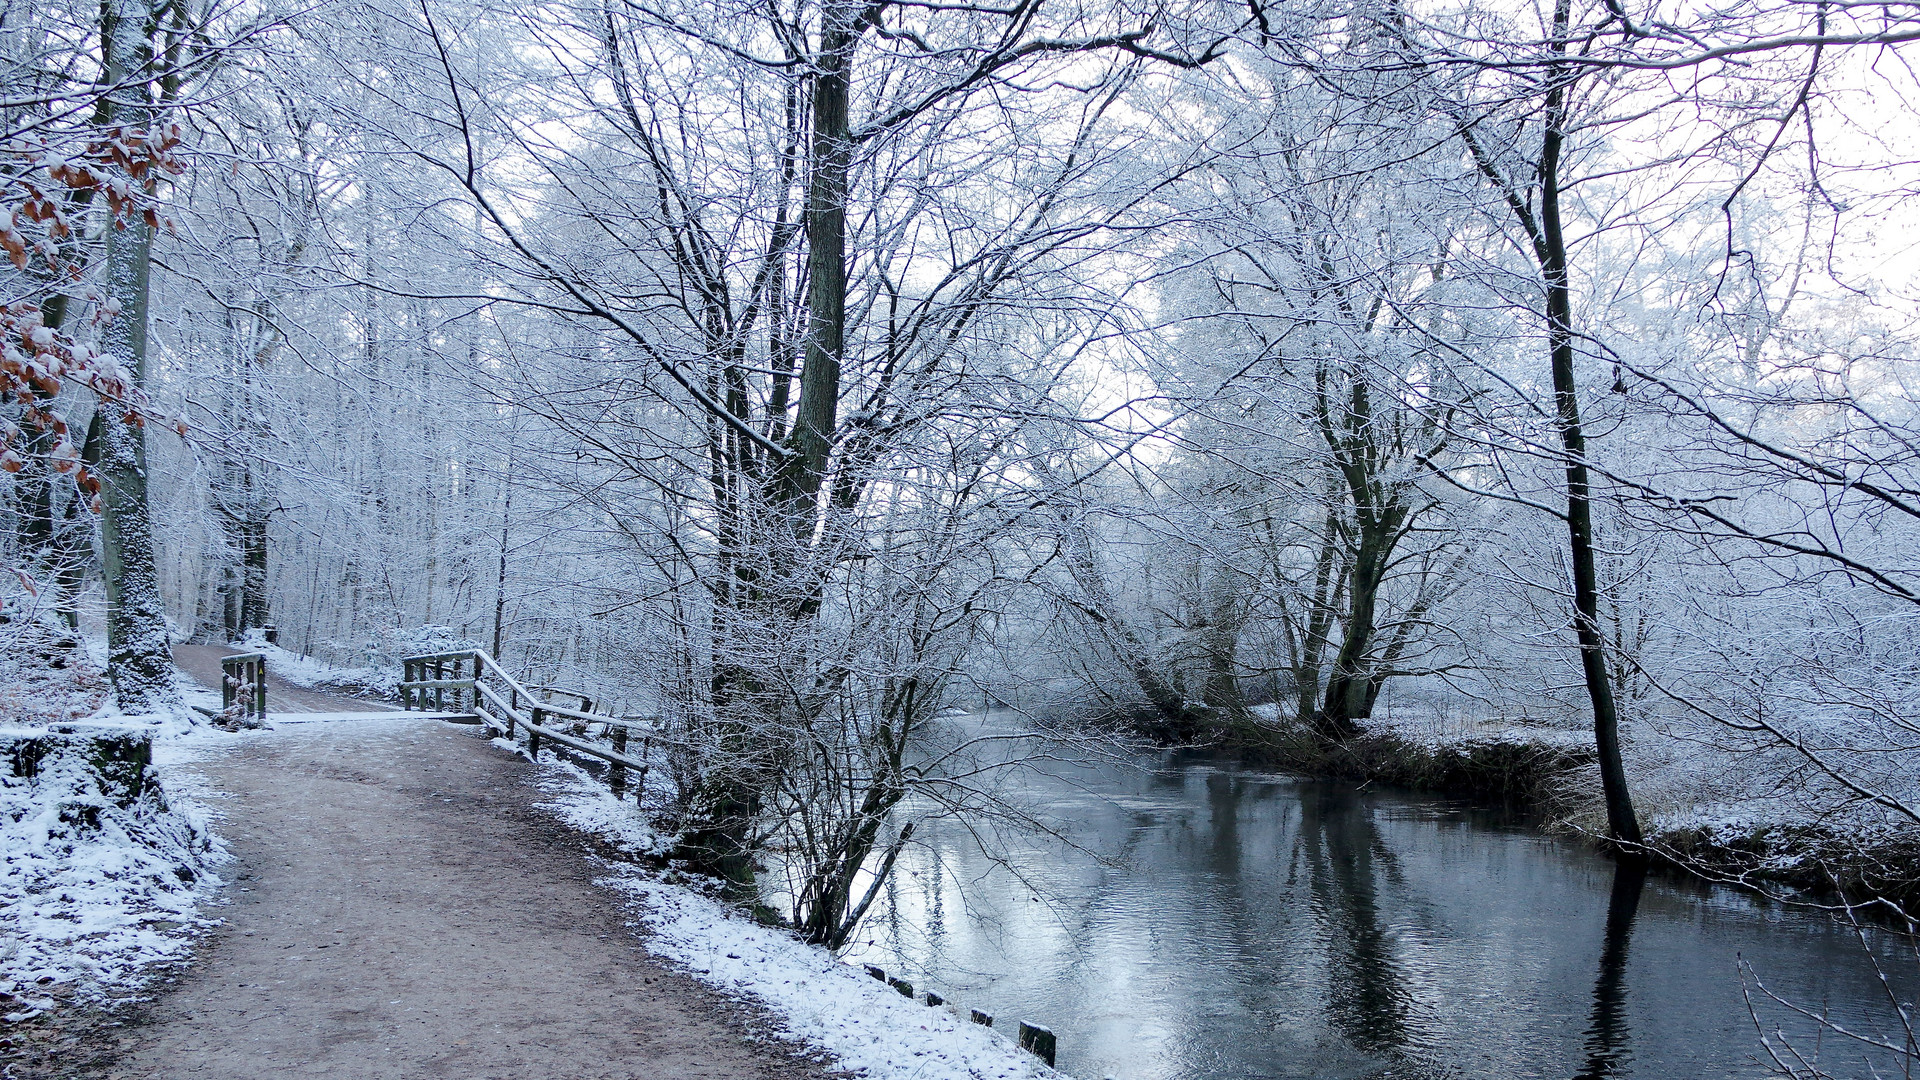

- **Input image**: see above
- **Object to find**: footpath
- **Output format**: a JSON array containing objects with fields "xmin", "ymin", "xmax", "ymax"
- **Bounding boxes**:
[{"xmin": 50, "ymin": 717, "xmax": 835, "ymax": 1080}]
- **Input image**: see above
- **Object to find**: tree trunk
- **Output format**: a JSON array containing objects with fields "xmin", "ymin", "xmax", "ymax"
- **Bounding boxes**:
[
  {"xmin": 779, "ymin": 0, "xmax": 856, "ymax": 515},
  {"xmin": 677, "ymin": 2, "xmax": 863, "ymax": 893},
  {"xmin": 1198, "ymin": 561, "xmax": 1249, "ymax": 724},
  {"xmin": 1537, "ymin": 15, "xmax": 1642, "ymax": 847},
  {"xmin": 1317, "ymin": 537, "xmax": 1385, "ymax": 743},
  {"xmin": 96, "ymin": 0, "xmax": 175, "ymax": 712}
]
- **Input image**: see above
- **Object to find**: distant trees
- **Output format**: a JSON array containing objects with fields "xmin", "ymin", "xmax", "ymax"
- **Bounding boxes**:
[{"xmin": 288, "ymin": 0, "xmax": 1225, "ymax": 940}]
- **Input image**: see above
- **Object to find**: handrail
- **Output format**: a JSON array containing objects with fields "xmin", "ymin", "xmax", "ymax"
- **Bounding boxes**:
[
  {"xmin": 471, "ymin": 681, "xmax": 649, "ymax": 771},
  {"xmin": 401, "ymin": 648, "xmax": 649, "ymax": 800},
  {"xmin": 527, "ymin": 684, "xmax": 595, "ymax": 712}
]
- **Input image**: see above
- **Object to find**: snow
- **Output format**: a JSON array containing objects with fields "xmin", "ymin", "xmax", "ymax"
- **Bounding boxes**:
[
  {"xmin": 0, "ymin": 723, "xmax": 228, "ymax": 1021},
  {"xmin": 526, "ymin": 754, "xmax": 1062, "ymax": 1080},
  {"xmin": 619, "ymin": 881, "xmax": 1061, "ymax": 1080},
  {"xmin": 1363, "ymin": 711, "xmax": 1596, "ymax": 753}
]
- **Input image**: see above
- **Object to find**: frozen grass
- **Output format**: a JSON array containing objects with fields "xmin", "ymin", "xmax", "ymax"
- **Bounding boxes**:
[
  {"xmin": 1360, "ymin": 707, "xmax": 1595, "ymax": 752},
  {"xmin": 524, "ymin": 753, "xmax": 1061, "ymax": 1080},
  {"xmin": 1351, "ymin": 690, "xmax": 1920, "ymax": 901}
]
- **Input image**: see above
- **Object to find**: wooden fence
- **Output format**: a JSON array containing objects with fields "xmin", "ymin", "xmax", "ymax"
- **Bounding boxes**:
[{"xmin": 398, "ymin": 649, "xmax": 653, "ymax": 801}]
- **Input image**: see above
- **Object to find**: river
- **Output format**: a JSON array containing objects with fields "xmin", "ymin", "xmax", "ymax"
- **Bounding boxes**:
[{"xmin": 840, "ymin": 736, "xmax": 1918, "ymax": 1080}]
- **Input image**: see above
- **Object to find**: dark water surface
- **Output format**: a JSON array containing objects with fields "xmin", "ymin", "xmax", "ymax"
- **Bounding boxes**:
[{"xmin": 842, "ymin": 744, "xmax": 1918, "ymax": 1080}]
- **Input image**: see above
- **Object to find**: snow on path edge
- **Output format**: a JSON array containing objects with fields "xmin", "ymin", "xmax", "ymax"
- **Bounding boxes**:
[{"xmin": 525, "ymin": 750, "xmax": 1062, "ymax": 1080}]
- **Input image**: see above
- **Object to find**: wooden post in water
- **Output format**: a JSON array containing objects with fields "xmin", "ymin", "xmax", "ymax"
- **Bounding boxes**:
[
  {"xmin": 865, "ymin": 965, "xmax": 886, "ymax": 982},
  {"xmin": 922, "ymin": 991, "xmax": 943, "ymax": 1007},
  {"xmin": 887, "ymin": 976, "xmax": 913, "ymax": 998},
  {"xmin": 1018, "ymin": 1023, "xmax": 1056, "ymax": 1068},
  {"xmin": 970, "ymin": 1009, "xmax": 993, "ymax": 1027}
]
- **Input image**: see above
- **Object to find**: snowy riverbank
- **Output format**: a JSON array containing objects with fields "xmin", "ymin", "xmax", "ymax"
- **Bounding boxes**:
[
  {"xmin": 1230, "ymin": 701, "xmax": 1920, "ymax": 908},
  {"xmin": 526, "ymin": 751, "xmax": 1063, "ymax": 1080}
]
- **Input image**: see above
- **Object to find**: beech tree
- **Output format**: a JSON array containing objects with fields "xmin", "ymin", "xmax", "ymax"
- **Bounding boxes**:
[{"xmin": 0, "ymin": 0, "xmax": 219, "ymax": 709}]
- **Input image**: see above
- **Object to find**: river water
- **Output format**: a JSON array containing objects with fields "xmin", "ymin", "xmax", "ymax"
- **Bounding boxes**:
[{"xmin": 841, "ymin": 740, "xmax": 1919, "ymax": 1080}]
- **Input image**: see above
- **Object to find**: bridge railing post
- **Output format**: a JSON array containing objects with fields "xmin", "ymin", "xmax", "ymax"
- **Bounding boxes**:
[
  {"xmin": 219, "ymin": 653, "xmax": 269, "ymax": 724},
  {"xmin": 529, "ymin": 707, "xmax": 545, "ymax": 759}
]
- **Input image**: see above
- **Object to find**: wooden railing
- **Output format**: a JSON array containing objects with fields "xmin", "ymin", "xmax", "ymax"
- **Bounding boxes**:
[
  {"xmin": 398, "ymin": 649, "xmax": 654, "ymax": 802},
  {"xmin": 221, "ymin": 653, "xmax": 268, "ymax": 723}
]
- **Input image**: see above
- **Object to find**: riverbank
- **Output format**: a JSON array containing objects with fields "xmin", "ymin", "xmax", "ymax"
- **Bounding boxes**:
[
  {"xmin": 1215, "ymin": 707, "xmax": 1920, "ymax": 914},
  {"xmin": 532, "ymin": 750, "xmax": 1062, "ymax": 1080}
]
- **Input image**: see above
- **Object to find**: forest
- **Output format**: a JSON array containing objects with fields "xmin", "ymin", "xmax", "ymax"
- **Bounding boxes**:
[{"xmin": 6, "ymin": 0, "xmax": 1920, "ymax": 1076}]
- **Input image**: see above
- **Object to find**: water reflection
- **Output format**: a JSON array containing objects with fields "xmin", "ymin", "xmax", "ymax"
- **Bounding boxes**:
[
  {"xmin": 1296, "ymin": 783, "xmax": 1417, "ymax": 1058},
  {"xmin": 845, "ymin": 734, "xmax": 1919, "ymax": 1080},
  {"xmin": 1574, "ymin": 860, "xmax": 1646, "ymax": 1080}
]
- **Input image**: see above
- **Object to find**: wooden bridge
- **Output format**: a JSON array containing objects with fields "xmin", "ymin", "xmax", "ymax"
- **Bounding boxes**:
[
  {"xmin": 399, "ymin": 648, "xmax": 657, "ymax": 802},
  {"xmin": 180, "ymin": 646, "xmax": 663, "ymax": 803}
]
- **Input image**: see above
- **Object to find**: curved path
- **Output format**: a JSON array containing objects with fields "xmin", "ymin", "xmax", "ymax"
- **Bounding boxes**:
[
  {"xmin": 84, "ymin": 718, "xmax": 831, "ymax": 1080},
  {"xmin": 170, "ymin": 644, "xmax": 387, "ymax": 715}
]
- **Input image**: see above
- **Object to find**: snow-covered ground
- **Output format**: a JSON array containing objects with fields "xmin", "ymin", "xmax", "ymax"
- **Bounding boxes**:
[
  {"xmin": 526, "ymin": 752, "xmax": 1062, "ymax": 1080},
  {"xmin": 0, "ymin": 722, "xmax": 230, "ymax": 1022}
]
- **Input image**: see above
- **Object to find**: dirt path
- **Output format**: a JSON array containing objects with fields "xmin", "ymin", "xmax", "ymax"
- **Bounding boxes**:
[
  {"xmin": 73, "ymin": 718, "xmax": 833, "ymax": 1080},
  {"xmin": 170, "ymin": 644, "xmax": 391, "ymax": 714}
]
